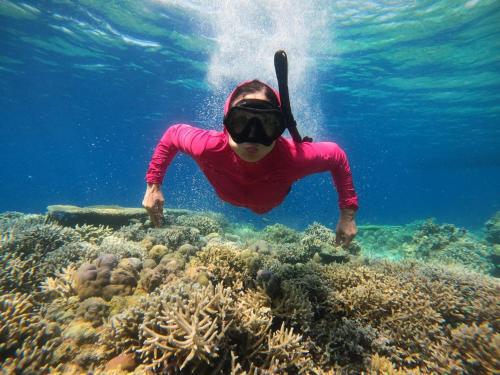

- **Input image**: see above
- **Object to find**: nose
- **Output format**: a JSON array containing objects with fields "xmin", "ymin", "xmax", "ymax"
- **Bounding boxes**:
[
  {"xmin": 248, "ymin": 124, "xmax": 257, "ymax": 137},
  {"xmin": 247, "ymin": 118, "xmax": 260, "ymax": 138}
]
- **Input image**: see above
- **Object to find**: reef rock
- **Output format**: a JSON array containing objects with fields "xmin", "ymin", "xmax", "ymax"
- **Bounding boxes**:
[{"xmin": 47, "ymin": 204, "xmax": 194, "ymax": 228}]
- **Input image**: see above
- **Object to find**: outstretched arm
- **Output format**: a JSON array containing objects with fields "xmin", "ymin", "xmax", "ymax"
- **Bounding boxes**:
[
  {"xmin": 299, "ymin": 141, "xmax": 359, "ymax": 246},
  {"xmin": 143, "ymin": 124, "xmax": 210, "ymax": 226},
  {"xmin": 327, "ymin": 144, "xmax": 358, "ymax": 247}
]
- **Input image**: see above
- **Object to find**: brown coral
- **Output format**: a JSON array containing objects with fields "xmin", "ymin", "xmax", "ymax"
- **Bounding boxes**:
[{"xmin": 140, "ymin": 282, "xmax": 234, "ymax": 372}]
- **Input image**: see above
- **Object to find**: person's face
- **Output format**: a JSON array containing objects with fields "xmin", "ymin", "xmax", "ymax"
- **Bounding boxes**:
[{"xmin": 227, "ymin": 89, "xmax": 277, "ymax": 162}]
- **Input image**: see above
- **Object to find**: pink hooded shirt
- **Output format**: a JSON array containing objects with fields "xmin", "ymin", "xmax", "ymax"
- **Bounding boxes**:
[{"xmin": 145, "ymin": 83, "xmax": 358, "ymax": 214}]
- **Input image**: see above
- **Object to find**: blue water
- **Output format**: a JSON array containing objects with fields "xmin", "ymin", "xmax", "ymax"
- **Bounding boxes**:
[{"xmin": 1, "ymin": 0, "xmax": 499, "ymax": 230}]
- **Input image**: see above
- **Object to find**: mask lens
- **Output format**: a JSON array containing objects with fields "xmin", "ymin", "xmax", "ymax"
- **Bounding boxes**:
[
  {"xmin": 230, "ymin": 113, "xmax": 250, "ymax": 134},
  {"xmin": 261, "ymin": 115, "xmax": 281, "ymax": 137}
]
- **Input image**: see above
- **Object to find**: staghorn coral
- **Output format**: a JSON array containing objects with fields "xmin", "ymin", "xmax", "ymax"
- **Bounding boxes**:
[
  {"xmin": 93, "ymin": 235, "xmax": 146, "ymax": 260},
  {"xmin": 429, "ymin": 322, "xmax": 500, "ymax": 374},
  {"xmin": 0, "ymin": 292, "xmax": 62, "ymax": 373},
  {"xmin": 233, "ymin": 288, "xmax": 273, "ymax": 360},
  {"xmin": 190, "ymin": 242, "xmax": 255, "ymax": 289},
  {"xmin": 176, "ymin": 212, "xmax": 227, "ymax": 235},
  {"xmin": 318, "ymin": 260, "xmax": 500, "ymax": 371},
  {"xmin": 40, "ymin": 265, "xmax": 77, "ymax": 300},
  {"xmin": 251, "ymin": 322, "xmax": 312, "ymax": 372},
  {"xmin": 101, "ymin": 306, "xmax": 145, "ymax": 356},
  {"xmin": 74, "ymin": 224, "xmax": 113, "ymax": 245},
  {"xmin": 147, "ymin": 225, "xmax": 202, "ymax": 249},
  {"xmin": 0, "ymin": 251, "xmax": 41, "ymax": 294},
  {"xmin": 401, "ymin": 219, "xmax": 493, "ymax": 274},
  {"xmin": 261, "ymin": 223, "xmax": 301, "ymax": 245},
  {"xmin": 139, "ymin": 282, "xmax": 234, "ymax": 372},
  {"xmin": 271, "ymin": 280, "xmax": 314, "ymax": 332},
  {"xmin": 1, "ymin": 221, "xmax": 80, "ymax": 257}
]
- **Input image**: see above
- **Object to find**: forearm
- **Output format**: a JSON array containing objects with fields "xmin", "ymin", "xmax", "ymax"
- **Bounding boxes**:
[{"xmin": 340, "ymin": 207, "xmax": 356, "ymax": 220}]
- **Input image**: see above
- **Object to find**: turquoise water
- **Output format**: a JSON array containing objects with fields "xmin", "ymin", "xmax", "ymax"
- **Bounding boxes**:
[
  {"xmin": 1, "ymin": 2, "xmax": 499, "ymax": 373},
  {"xmin": 0, "ymin": 0, "xmax": 499, "ymax": 229}
]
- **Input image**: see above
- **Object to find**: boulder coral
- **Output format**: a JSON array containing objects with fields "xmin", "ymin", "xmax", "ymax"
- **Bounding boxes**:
[{"xmin": 74, "ymin": 254, "xmax": 141, "ymax": 301}]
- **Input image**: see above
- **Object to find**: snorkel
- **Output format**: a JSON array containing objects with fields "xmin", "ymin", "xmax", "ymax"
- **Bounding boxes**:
[{"xmin": 274, "ymin": 50, "xmax": 312, "ymax": 143}]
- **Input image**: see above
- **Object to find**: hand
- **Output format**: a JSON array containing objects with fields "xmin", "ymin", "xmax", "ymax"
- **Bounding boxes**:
[
  {"xmin": 142, "ymin": 183, "xmax": 165, "ymax": 227},
  {"xmin": 335, "ymin": 208, "xmax": 357, "ymax": 247}
]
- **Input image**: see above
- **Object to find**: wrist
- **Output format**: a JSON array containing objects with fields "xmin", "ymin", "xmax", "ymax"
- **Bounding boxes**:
[
  {"xmin": 147, "ymin": 183, "xmax": 162, "ymax": 191},
  {"xmin": 340, "ymin": 208, "xmax": 356, "ymax": 221}
]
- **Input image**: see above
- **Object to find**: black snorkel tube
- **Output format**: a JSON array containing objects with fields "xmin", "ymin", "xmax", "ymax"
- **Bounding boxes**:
[{"xmin": 274, "ymin": 50, "xmax": 312, "ymax": 143}]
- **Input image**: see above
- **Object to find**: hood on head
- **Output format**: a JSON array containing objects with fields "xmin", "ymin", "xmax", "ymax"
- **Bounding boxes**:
[{"xmin": 223, "ymin": 80, "xmax": 281, "ymax": 116}]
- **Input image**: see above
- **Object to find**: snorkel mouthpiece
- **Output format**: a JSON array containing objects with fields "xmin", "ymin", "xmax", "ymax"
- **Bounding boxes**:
[{"xmin": 274, "ymin": 50, "xmax": 312, "ymax": 143}]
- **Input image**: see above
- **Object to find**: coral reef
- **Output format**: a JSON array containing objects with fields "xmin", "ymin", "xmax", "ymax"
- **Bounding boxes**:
[
  {"xmin": 1, "ymin": 209, "xmax": 499, "ymax": 374},
  {"xmin": 358, "ymin": 219, "xmax": 495, "ymax": 275},
  {"xmin": 261, "ymin": 223, "xmax": 301, "ymax": 244},
  {"xmin": 175, "ymin": 212, "xmax": 228, "ymax": 235},
  {"xmin": 485, "ymin": 211, "xmax": 500, "ymax": 245}
]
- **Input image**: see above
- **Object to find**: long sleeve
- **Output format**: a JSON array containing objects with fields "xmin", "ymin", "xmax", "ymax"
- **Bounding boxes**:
[
  {"xmin": 327, "ymin": 144, "xmax": 359, "ymax": 210},
  {"xmin": 145, "ymin": 124, "xmax": 211, "ymax": 184},
  {"xmin": 293, "ymin": 140, "xmax": 359, "ymax": 211}
]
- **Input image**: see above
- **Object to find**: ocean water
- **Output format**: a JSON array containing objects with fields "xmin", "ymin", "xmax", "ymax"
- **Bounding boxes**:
[
  {"xmin": 1, "ymin": 0, "xmax": 499, "ymax": 230},
  {"xmin": 1, "ymin": 2, "xmax": 500, "ymax": 373}
]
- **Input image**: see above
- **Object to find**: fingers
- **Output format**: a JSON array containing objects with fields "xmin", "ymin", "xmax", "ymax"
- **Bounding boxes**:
[
  {"xmin": 336, "ymin": 231, "xmax": 354, "ymax": 248},
  {"xmin": 151, "ymin": 201, "xmax": 164, "ymax": 228},
  {"xmin": 335, "ymin": 231, "xmax": 342, "ymax": 246},
  {"xmin": 144, "ymin": 200, "xmax": 164, "ymax": 228},
  {"xmin": 342, "ymin": 235, "xmax": 353, "ymax": 247}
]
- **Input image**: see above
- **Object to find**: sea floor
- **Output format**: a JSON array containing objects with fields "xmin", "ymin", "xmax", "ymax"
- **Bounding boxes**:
[{"xmin": 0, "ymin": 206, "xmax": 499, "ymax": 374}]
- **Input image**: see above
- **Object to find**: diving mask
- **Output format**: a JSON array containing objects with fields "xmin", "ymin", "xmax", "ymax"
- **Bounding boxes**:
[{"xmin": 224, "ymin": 99, "xmax": 286, "ymax": 146}]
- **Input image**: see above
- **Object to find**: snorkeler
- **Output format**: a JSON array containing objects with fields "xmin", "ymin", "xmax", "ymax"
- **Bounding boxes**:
[{"xmin": 143, "ymin": 51, "xmax": 358, "ymax": 246}]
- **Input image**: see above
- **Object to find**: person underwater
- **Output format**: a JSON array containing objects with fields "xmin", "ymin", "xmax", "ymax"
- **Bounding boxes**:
[{"xmin": 143, "ymin": 53, "xmax": 358, "ymax": 246}]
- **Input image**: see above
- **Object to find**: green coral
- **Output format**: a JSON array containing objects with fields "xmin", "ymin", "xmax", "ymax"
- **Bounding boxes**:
[
  {"xmin": 176, "ymin": 212, "xmax": 227, "ymax": 235},
  {"xmin": 147, "ymin": 225, "xmax": 201, "ymax": 249},
  {"xmin": 262, "ymin": 223, "xmax": 301, "ymax": 244}
]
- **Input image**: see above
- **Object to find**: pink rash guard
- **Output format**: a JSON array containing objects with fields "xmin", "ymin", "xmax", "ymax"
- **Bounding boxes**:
[
  {"xmin": 145, "ymin": 82, "xmax": 358, "ymax": 214},
  {"xmin": 145, "ymin": 125, "xmax": 358, "ymax": 214}
]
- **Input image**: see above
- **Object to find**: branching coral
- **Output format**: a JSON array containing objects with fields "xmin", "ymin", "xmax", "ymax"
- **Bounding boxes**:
[
  {"xmin": 233, "ymin": 288, "xmax": 273, "ymax": 359},
  {"xmin": 2, "ymin": 221, "xmax": 80, "ymax": 256},
  {"xmin": 318, "ymin": 260, "xmax": 500, "ymax": 371},
  {"xmin": 176, "ymin": 212, "xmax": 227, "ymax": 235},
  {"xmin": 261, "ymin": 223, "xmax": 301, "ymax": 245},
  {"xmin": 74, "ymin": 224, "xmax": 113, "ymax": 245},
  {"xmin": 41, "ymin": 265, "xmax": 77, "ymax": 300},
  {"xmin": 140, "ymin": 282, "xmax": 235, "ymax": 372},
  {"xmin": 147, "ymin": 225, "xmax": 202, "ymax": 249},
  {"xmin": 429, "ymin": 322, "xmax": 500, "ymax": 374},
  {"xmin": 0, "ymin": 292, "xmax": 62, "ymax": 373},
  {"xmin": 271, "ymin": 281, "xmax": 313, "ymax": 332},
  {"xmin": 190, "ymin": 242, "xmax": 253, "ymax": 289},
  {"xmin": 253, "ymin": 322, "xmax": 311, "ymax": 372},
  {"xmin": 101, "ymin": 306, "xmax": 145, "ymax": 356}
]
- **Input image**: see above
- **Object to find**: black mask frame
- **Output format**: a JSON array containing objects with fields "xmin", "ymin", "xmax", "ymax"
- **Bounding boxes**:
[{"xmin": 224, "ymin": 99, "xmax": 286, "ymax": 146}]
